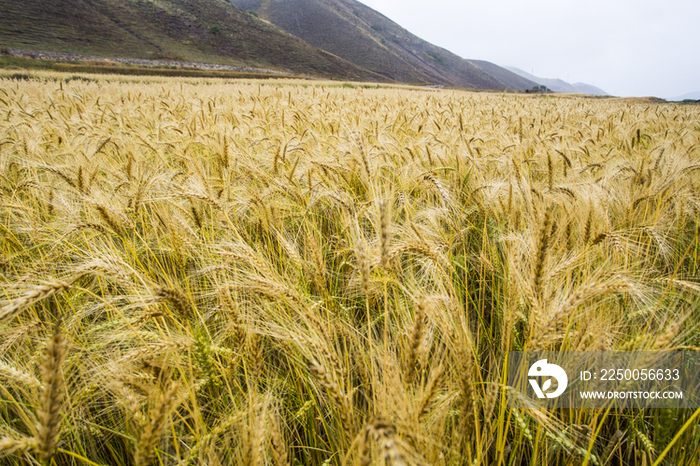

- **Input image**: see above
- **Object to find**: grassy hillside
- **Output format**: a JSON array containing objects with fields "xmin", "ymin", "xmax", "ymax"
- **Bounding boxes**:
[
  {"xmin": 231, "ymin": 0, "xmax": 537, "ymax": 89},
  {"xmin": 0, "ymin": 0, "xmax": 388, "ymax": 81}
]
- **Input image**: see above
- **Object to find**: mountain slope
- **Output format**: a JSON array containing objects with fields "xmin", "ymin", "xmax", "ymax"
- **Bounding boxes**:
[
  {"xmin": 230, "ymin": 0, "xmax": 538, "ymax": 90},
  {"xmin": 466, "ymin": 60, "xmax": 540, "ymax": 92},
  {"xmin": 0, "ymin": 0, "xmax": 387, "ymax": 81},
  {"xmin": 505, "ymin": 67, "xmax": 609, "ymax": 95}
]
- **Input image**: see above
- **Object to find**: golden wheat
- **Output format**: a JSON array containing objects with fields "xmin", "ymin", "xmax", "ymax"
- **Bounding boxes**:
[{"xmin": 0, "ymin": 71, "xmax": 698, "ymax": 465}]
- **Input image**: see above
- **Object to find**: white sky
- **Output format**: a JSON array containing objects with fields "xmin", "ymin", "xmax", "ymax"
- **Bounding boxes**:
[{"xmin": 358, "ymin": 0, "xmax": 700, "ymax": 99}]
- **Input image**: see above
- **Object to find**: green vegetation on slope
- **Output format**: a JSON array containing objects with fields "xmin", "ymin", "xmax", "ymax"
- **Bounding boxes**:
[
  {"xmin": 0, "ymin": 0, "xmax": 388, "ymax": 81},
  {"xmin": 0, "ymin": 56, "xmax": 302, "ymax": 80}
]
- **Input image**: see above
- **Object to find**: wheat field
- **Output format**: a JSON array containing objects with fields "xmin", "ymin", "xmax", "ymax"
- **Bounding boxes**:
[{"xmin": 1, "ymin": 72, "xmax": 700, "ymax": 465}]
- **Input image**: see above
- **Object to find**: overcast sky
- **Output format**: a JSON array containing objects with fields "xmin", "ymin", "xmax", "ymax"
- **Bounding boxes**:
[{"xmin": 359, "ymin": 0, "xmax": 700, "ymax": 99}]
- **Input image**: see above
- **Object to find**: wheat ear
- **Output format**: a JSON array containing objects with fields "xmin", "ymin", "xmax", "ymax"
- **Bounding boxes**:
[
  {"xmin": 308, "ymin": 359, "xmax": 355, "ymax": 438},
  {"xmin": 134, "ymin": 382, "xmax": 180, "ymax": 466},
  {"xmin": 35, "ymin": 319, "xmax": 68, "ymax": 464},
  {"xmin": 418, "ymin": 364, "xmax": 444, "ymax": 422},
  {"xmin": 269, "ymin": 416, "xmax": 289, "ymax": 466},
  {"xmin": 156, "ymin": 286, "xmax": 192, "ymax": 318},
  {"xmin": 0, "ymin": 281, "xmax": 70, "ymax": 322},
  {"xmin": 532, "ymin": 209, "xmax": 551, "ymax": 304},
  {"xmin": 379, "ymin": 199, "xmax": 390, "ymax": 269},
  {"xmin": 405, "ymin": 299, "xmax": 426, "ymax": 385},
  {"xmin": 0, "ymin": 436, "xmax": 39, "ymax": 456}
]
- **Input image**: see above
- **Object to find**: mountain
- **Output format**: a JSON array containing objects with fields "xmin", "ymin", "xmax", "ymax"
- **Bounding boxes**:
[
  {"xmin": 570, "ymin": 82, "xmax": 609, "ymax": 96},
  {"xmin": 670, "ymin": 91, "xmax": 700, "ymax": 101},
  {"xmin": 466, "ymin": 60, "xmax": 540, "ymax": 92},
  {"xmin": 505, "ymin": 67, "xmax": 609, "ymax": 95},
  {"xmin": 2, "ymin": 0, "xmax": 542, "ymax": 90},
  {"xmin": 0, "ymin": 0, "xmax": 387, "ymax": 81},
  {"xmin": 229, "ymin": 0, "xmax": 538, "ymax": 90}
]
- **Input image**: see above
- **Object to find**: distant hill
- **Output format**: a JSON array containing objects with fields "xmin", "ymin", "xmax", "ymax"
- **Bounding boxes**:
[
  {"xmin": 0, "ymin": 0, "xmax": 387, "ymax": 81},
  {"xmin": 505, "ymin": 67, "xmax": 609, "ymax": 95},
  {"xmin": 670, "ymin": 91, "xmax": 700, "ymax": 101},
  {"xmin": 571, "ymin": 82, "xmax": 610, "ymax": 96},
  {"xmin": 466, "ymin": 60, "xmax": 540, "ymax": 92},
  {"xmin": 229, "ymin": 0, "xmax": 538, "ymax": 90}
]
